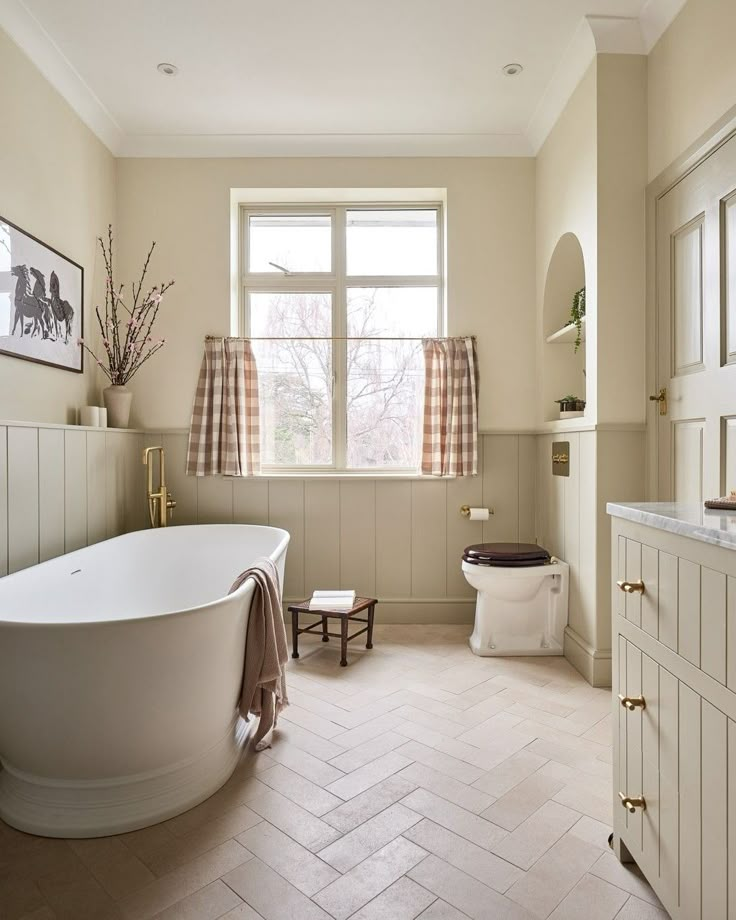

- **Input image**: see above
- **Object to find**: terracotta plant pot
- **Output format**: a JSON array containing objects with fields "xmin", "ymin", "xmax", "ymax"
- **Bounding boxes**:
[{"xmin": 103, "ymin": 385, "xmax": 133, "ymax": 429}]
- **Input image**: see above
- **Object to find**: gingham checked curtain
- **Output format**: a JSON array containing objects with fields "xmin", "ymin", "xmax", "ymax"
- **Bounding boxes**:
[
  {"xmin": 421, "ymin": 336, "xmax": 479, "ymax": 477},
  {"xmin": 186, "ymin": 337, "xmax": 260, "ymax": 476}
]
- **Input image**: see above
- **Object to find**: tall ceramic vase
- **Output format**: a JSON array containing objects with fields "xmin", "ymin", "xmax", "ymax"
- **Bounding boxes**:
[{"xmin": 103, "ymin": 385, "xmax": 133, "ymax": 429}]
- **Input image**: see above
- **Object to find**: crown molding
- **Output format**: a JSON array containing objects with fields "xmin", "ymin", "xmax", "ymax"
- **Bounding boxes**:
[
  {"xmin": 0, "ymin": 0, "xmax": 123, "ymax": 153},
  {"xmin": 0, "ymin": 0, "xmax": 690, "ymax": 160},
  {"xmin": 639, "ymin": 0, "xmax": 688, "ymax": 52},
  {"xmin": 117, "ymin": 132, "xmax": 533, "ymax": 158}
]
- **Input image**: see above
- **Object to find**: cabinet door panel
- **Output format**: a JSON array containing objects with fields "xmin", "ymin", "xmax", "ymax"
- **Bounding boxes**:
[
  {"xmin": 625, "ymin": 641, "xmax": 643, "ymax": 851},
  {"xmin": 702, "ymin": 567, "xmax": 727, "ymax": 683},
  {"xmin": 679, "ymin": 683, "xmax": 701, "ymax": 920},
  {"xmin": 659, "ymin": 668, "xmax": 679, "ymax": 902},
  {"xmin": 616, "ymin": 535, "xmax": 627, "ymax": 619},
  {"xmin": 678, "ymin": 558, "xmax": 701, "ymax": 666},
  {"xmin": 702, "ymin": 701, "xmax": 728, "ymax": 920},
  {"xmin": 641, "ymin": 544, "xmax": 659, "ymax": 638},
  {"xmin": 729, "ymin": 720, "xmax": 736, "ymax": 920},
  {"xmin": 625, "ymin": 539, "xmax": 643, "ymax": 628},
  {"xmin": 659, "ymin": 551, "xmax": 678, "ymax": 652},
  {"xmin": 640, "ymin": 652, "xmax": 659, "ymax": 877}
]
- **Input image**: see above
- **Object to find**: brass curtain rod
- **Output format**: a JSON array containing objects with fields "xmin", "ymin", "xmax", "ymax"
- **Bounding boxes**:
[{"xmin": 205, "ymin": 335, "xmax": 476, "ymax": 342}]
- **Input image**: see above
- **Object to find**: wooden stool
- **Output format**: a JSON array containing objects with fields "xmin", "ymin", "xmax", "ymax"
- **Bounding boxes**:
[{"xmin": 287, "ymin": 597, "xmax": 377, "ymax": 667}]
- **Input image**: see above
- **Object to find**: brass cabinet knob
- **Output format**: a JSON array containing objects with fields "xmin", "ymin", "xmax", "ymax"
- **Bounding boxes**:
[
  {"xmin": 618, "ymin": 694, "xmax": 646, "ymax": 711},
  {"xmin": 617, "ymin": 579, "xmax": 645, "ymax": 595},
  {"xmin": 619, "ymin": 792, "xmax": 646, "ymax": 813}
]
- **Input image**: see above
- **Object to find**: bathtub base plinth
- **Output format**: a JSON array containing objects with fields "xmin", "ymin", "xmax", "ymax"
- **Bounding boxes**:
[{"xmin": 0, "ymin": 715, "xmax": 251, "ymax": 838}]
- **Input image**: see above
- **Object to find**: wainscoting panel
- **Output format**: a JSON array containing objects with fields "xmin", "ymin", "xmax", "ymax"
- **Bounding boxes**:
[
  {"xmin": 139, "ymin": 432, "xmax": 536, "ymax": 622},
  {"xmin": 0, "ymin": 422, "xmax": 144, "ymax": 578}
]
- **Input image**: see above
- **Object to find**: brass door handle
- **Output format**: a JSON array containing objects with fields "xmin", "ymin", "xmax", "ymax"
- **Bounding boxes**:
[
  {"xmin": 618, "ymin": 694, "xmax": 646, "ymax": 711},
  {"xmin": 619, "ymin": 793, "xmax": 646, "ymax": 813},
  {"xmin": 617, "ymin": 579, "xmax": 645, "ymax": 595},
  {"xmin": 649, "ymin": 387, "xmax": 667, "ymax": 416}
]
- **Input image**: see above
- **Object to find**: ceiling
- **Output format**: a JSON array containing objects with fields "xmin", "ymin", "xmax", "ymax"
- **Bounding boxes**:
[{"xmin": 3, "ymin": 0, "xmax": 685, "ymax": 156}]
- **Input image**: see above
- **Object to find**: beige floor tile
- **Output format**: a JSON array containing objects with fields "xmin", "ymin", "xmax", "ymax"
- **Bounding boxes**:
[
  {"xmin": 236, "ymin": 820, "xmax": 340, "ymax": 896},
  {"xmin": 219, "ymin": 905, "xmax": 264, "ymax": 920},
  {"xmin": 326, "ymin": 751, "xmax": 411, "ymax": 799},
  {"xmin": 472, "ymin": 750, "xmax": 548, "ymax": 798},
  {"xmin": 408, "ymin": 853, "xmax": 534, "ymax": 919},
  {"xmin": 416, "ymin": 900, "xmax": 469, "ymax": 920},
  {"xmin": 505, "ymin": 830, "xmax": 601, "ymax": 918},
  {"xmin": 401, "ymin": 789, "xmax": 506, "ymax": 850},
  {"xmin": 318, "ymin": 803, "xmax": 421, "ymax": 872},
  {"xmin": 275, "ymin": 721, "xmax": 347, "ymax": 761},
  {"xmin": 393, "ymin": 706, "xmax": 467, "ymax": 739},
  {"xmin": 152, "ymin": 880, "xmax": 242, "ymax": 919},
  {"xmin": 491, "ymin": 801, "xmax": 580, "ymax": 871},
  {"xmin": 69, "ymin": 837, "xmax": 155, "ymax": 900},
  {"xmin": 280, "ymin": 705, "xmax": 346, "ymax": 740},
  {"xmin": 0, "ymin": 875, "xmax": 46, "ymax": 920},
  {"xmin": 329, "ymin": 732, "xmax": 408, "ymax": 773},
  {"xmin": 223, "ymin": 857, "xmax": 332, "ymax": 920},
  {"xmin": 143, "ymin": 806, "xmax": 262, "ymax": 877},
  {"xmin": 313, "ymin": 837, "xmax": 428, "ymax": 920},
  {"xmin": 394, "ymin": 720, "xmax": 448, "ymax": 749},
  {"xmin": 481, "ymin": 771, "xmax": 566, "ymax": 831},
  {"xmin": 120, "ymin": 825, "xmax": 176, "ymax": 863},
  {"xmin": 349, "ymin": 876, "xmax": 436, "ymax": 920},
  {"xmin": 246, "ymin": 789, "xmax": 341, "ymax": 852},
  {"xmin": 37, "ymin": 862, "xmax": 122, "ymax": 920},
  {"xmin": 398, "ymin": 761, "xmax": 495, "ymax": 814},
  {"xmin": 267, "ymin": 739, "xmax": 345, "ymax": 786},
  {"xmin": 257, "ymin": 764, "xmax": 343, "ymax": 816},
  {"xmin": 395, "ymin": 740, "xmax": 485, "ymax": 784},
  {"xmin": 118, "ymin": 839, "xmax": 252, "ymax": 920},
  {"xmin": 436, "ymin": 735, "xmax": 529, "ymax": 772},
  {"xmin": 565, "ymin": 815, "xmax": 613, "ymax": 851},
  {"xmin": 405, "ymin": 819, "xmax": 521, "ymax": 893},
  {"xmin": 322, "ymin": 776, "xmax": 418, "ymax": 834},
  {"xmin": 16, "ymin": 906, "xmax": 56, "ymax": 920},
  {"xmin": 589, "ymin": 852, "xmax": 665, "ymax": 907},
  {"xmin": 547, "ymin": 873, "xmax": 627, "ymax": 920},
  {"xmin": 552, "ymin": 782, "xmax": 612, "ymax": 824},
  {"xmin": 331, "ymin": 713, "xmax": 407, "ymax": 749},
  {"xmin": 615, "ymin": 895, "xmax": 670, "ymax": 920}
]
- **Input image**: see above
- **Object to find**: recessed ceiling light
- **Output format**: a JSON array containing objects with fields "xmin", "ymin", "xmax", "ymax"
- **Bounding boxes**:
[
  {"xmin": 157, "ymin": 62, "xmax": 178, "ymax": 76},
  {"xmin": 502, "ymin": 63, "xmax": 523, "ymax": 76}
]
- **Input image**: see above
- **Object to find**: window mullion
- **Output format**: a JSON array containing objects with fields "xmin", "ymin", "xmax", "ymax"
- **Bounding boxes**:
[{"xmin": 333, "ymin": 207, "xmax": 348, "ymax": 471}]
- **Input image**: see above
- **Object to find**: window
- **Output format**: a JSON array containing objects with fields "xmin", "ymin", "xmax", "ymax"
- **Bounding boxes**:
[{"xmin": 241, "ymin": 204, "xmax": 443, "ymax": 471}]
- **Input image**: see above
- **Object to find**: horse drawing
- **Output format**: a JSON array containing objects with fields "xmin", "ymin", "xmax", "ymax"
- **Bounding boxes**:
[
  {"xmin": 10, "ymin": 265, "xmax": 44, "ymax": 337},
  {"xmin": 29, "ymin": 267, "xmax": 54, "ymax": 339},
  {"xmin": 49, "ymin": 271, "xmax": 74, "ymax": 344}
]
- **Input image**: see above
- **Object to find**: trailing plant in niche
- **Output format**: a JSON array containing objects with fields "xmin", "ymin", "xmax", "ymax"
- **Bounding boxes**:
[
  {"xmin": 569, "ymin": 286, "xmax": 585, "ymax": 353},
  {"xmin": 78, "ymin": 225, "xmax": 174, "ymax": 384}
]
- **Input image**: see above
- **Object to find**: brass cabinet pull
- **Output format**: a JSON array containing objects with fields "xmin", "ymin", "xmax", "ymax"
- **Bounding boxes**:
[
  {"xmin": 619, "ymin": 792, "xmax": 646, "ymax": 813},
  {"xmin": 617, "ymin": 579, "xmax": 645, "ymax": 595},
  {"xmin": 618, "ymin": 694, "xmax": 646, "ymax": 711}
]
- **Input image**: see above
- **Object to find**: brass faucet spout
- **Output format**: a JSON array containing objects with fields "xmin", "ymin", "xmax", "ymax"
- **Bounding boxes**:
[{"xmin": 142, "ymin": 446, "xmax": 176, "ymax": 527}]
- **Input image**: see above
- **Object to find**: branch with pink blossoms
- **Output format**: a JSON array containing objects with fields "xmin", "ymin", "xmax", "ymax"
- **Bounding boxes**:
[{"xmin": 79, "ymin": 225, "xmax": 174, "ymax": 385}]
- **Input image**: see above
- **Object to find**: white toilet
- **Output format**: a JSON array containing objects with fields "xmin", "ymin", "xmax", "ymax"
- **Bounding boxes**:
[{"xmin": 462, "ymin": 542, "xmax": 569, "ymax": 656}]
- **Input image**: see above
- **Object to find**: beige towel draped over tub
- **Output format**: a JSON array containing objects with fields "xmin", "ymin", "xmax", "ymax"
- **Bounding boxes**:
[{"xmin": 229, "ymin": 557, "xmax": 288, "ymax": 750}]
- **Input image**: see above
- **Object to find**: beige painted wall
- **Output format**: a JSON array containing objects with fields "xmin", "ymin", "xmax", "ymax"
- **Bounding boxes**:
[
  {"xmin": 648, "ymin": 0, "xmax": 736, "ymax": 182},
  {"xmin": 115, "ymin": 157, "xmax": 536, "ymax": 432},
  {"xmin": 0, "ymin": 28, "xmax": 115, "ymax": 424}
]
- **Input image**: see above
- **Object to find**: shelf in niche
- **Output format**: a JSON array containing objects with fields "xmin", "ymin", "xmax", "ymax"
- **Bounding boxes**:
[{"xmin": 546, "ymin": 315, "xmax": 586, "ymax": 345}]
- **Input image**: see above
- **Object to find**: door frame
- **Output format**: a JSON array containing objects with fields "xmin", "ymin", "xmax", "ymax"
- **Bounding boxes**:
[{"xmin": 647, "ymin": 102, "xmax": 736, "ymax": 500}]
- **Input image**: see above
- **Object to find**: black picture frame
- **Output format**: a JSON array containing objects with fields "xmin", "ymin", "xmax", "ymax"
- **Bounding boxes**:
[{"xmin": 0, "ymin": 215, "xmax": 84, "ymax": 373}]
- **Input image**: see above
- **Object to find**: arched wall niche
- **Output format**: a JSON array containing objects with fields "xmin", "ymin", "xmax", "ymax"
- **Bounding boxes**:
[{"xmin": 542, "ymin": 232, "xmax": 587, "ymax": 422}]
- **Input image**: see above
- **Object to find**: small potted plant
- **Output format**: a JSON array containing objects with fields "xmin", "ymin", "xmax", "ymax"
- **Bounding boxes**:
[{"xmin": 555, "ymin": 395, "xmax": 586, "ymax": 418}]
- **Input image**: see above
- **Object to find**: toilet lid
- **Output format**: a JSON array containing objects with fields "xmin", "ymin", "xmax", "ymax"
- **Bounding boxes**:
[{"xmin": 462, "ymin": 542, "xmax": 551, "ymax": 567}]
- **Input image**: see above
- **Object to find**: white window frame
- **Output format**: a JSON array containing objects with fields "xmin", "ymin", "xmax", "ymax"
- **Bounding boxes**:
[{"xmin": 240, "ymin": 201, "xmax": 445, "ymax": 474}]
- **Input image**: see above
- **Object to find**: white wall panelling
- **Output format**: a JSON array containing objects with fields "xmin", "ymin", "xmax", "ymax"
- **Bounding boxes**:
[{"xmin": 0, "ymin": 423, "xmax": 144, "ymax": 577}]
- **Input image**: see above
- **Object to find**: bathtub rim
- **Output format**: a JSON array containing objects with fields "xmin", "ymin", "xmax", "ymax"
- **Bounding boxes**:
[{"xmin": 0, "ymin": 523, "xmax": 291, "ymax": 628}]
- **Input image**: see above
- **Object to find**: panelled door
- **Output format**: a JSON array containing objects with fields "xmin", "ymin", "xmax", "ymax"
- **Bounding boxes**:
[{"xmin": 656, "ymin": 132, "xmax": 736, "ymax": 500}]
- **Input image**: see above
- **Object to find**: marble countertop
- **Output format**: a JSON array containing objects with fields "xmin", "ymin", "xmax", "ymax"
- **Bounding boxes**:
[{"xmin": 607, "ymin": 501, "xmax": 736, "ymax": 550}]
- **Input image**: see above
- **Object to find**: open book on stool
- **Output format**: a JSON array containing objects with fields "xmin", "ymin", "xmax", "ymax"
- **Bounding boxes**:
[{"xmin": 308, "ymin": 589, "xmax": 356, "ymax": 610}]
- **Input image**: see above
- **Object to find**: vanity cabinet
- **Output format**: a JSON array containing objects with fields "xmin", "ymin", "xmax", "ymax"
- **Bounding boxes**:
[{"xmin": 609, "ymin": 506, "xmax": 736, "ymax": 920}]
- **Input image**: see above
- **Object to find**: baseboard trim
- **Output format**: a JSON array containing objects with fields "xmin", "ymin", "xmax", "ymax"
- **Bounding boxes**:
[
  {"xmin": 563, "ymin": 626, "xmax": 612, "ymax": 688},
  {"xmin": 283, "ymin": 597, "xmax": 475, "ymax": 625}
]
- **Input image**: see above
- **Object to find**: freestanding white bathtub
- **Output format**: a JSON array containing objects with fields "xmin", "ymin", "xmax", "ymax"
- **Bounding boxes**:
[{"xmin": 0, "ymin": 523, "xmax": 289, "ymax": 838}]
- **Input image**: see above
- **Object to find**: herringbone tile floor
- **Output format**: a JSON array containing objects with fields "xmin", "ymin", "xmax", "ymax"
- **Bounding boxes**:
[{"xmin": 0, "ymin": 625, "xmax": 668, "ymax": 920}]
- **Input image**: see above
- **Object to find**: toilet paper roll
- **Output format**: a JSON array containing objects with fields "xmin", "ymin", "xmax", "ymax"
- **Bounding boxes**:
[
  {"xmin": 468, "ymin": 507, "xmax": 490, "ymax": 521},
  {"xmin": 79, "ymin": 406, "xmax": 100, "ymax": 427},
  {"xmin": 97, "ymin": 407, "xmax": 108, "ymax": 428}
]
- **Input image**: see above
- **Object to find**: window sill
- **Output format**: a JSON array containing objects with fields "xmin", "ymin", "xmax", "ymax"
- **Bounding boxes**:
[{"xmin": 224, "ymin": 470, "xmax": 468, "ymax": 481}]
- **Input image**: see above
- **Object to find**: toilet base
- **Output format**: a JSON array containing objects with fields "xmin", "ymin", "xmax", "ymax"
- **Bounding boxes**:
[{"xmin": 468, "ymin": 630, "xmax": 563, "ymax": 657}]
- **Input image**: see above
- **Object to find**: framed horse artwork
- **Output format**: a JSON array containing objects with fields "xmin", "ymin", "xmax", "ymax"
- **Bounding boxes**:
[{"xmin": 0, "ymin": 216, "xmax": 83, "ymax": 373}]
